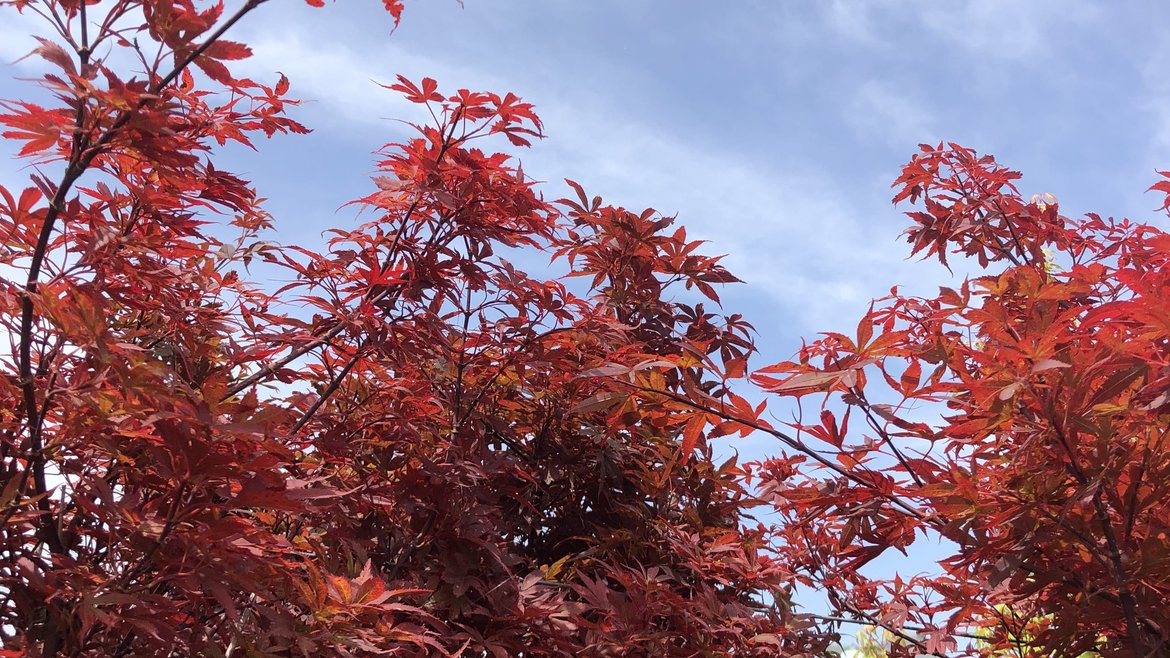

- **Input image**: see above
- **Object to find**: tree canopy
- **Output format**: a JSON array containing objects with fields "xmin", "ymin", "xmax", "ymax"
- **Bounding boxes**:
[{"xmin": 1, "ymin": 1, "xmax": 1168, "ymax": 657}]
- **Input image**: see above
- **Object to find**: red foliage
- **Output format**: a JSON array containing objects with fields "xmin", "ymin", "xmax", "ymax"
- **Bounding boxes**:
[
  {"xmin": 5, "ymin": 2, "xmax": 1169, "ymax": 658},
  {"xmin": 744, "ymin": 144, "xmax": 1170, "ymax": 656},
  {"xmin": 0, "ymin": 1, "xmax": 817, "ymax": 656}
]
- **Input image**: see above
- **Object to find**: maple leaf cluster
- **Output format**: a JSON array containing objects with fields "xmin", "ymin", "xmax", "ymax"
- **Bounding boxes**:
[{"xmin": 1, "ymin": 2, "xmax": 1168, "ymax": 658}]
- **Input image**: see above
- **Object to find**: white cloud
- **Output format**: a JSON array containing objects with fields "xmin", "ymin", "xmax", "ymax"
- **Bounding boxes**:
[
  {"xmin": 236, "ymin": 16, "xmax": 958, "ymax": 339},
  {"xmin": 0, "ymin": 10, "xmax": 40, "ymax": 65},
  {"xmin": 824, "ymin": 0, "xmax": 1098, "ymax": 61},
  {"xmin": 914, "ymin": 0, "xmax": 1097, "ymax": 61},
  {"xmin": 236, "ymin": 31, "xmax": 450, "ymax": 131},
  {"xmin": 847, "ymin": 80, "xmax": 936, "ymax": 148},
  {"xmin": 1141, "ymin": 33, "xmax": 1170, "ymax": 155},
  {"xmin": 824, "ymin": 0, "xmax": 890, "ymax": 47}
]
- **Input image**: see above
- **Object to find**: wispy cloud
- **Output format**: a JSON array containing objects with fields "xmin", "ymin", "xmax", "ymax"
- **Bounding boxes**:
[
  {"xmin": 822, "ymin": 0, "xmax": 1098, "ymax": 61},
  {"xmin": 237, "ymin": 30, "xmax": 495, "ymax": 134},
  {"xmin": 914, "ymin": 0, "xmax": 1098, "ymax": 61},
  {"xmin": 1141, "ymin": 33, "xmax": 1170, "ymax": 156},
  {"xmin": 823, "ymin": 0, "xmax": 891, "ymax": 48},
  {"xmin": 238, "ymin": 20, "xmax": 956, "ymax": 340},
  {"xmin": 846, "ymin": 81, "xmax": 936, "ymax": 149},
  {"xmin": 0, "ymin": 11, "xmax": 40, "ymax": 65}
]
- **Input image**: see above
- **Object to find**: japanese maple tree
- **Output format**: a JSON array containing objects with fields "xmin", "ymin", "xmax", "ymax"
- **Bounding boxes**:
[
  {"xmin": 727, "ymin": 145, "xmax": 1170, "ymax": 657},
  {"xmin": 0, "ymin": 0, "xmax": 823, "ymax": 656}
]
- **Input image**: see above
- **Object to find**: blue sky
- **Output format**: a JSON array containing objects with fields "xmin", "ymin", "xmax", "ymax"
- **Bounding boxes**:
[{"xmin": 3, "ymin": 0, "xmax": 1170, "ymax": 632}]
